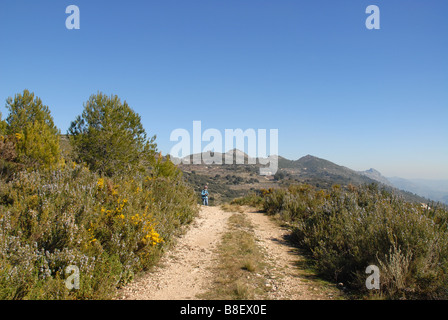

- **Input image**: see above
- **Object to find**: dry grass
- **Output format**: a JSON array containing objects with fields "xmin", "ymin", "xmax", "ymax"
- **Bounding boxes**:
[
  {"xmin": 220, "ymin": 203, "xmax": 245, "ymax": 213},
  {"xmin": 199, "ymin": 211, "xmax": 272, "ymax": 300}
]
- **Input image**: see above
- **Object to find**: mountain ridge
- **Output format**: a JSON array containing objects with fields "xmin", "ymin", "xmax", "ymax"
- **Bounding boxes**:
[
  {"xmin": 176, "ymin": 149, "xmax": 436, "ymax": 205},
  {"xmin": 388, "ymin": 176, "xmax": 448, "ymax": 205}
]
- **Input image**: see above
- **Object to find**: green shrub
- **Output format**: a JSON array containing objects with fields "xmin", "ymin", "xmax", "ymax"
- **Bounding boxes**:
[
  {"xmin": 0, "ymin": 163, "xmax": 198, "ymax": 299},
  {"xmin": 262, "ymin": 184, "xmax": 448, "ymax": 299},
  {"xmin": 0, "ymin": 113, "xmax": 6, "ymax": 136},
  {"xmin": 230, "ymin": 191, "xmax": 263, "ymax": 208}
]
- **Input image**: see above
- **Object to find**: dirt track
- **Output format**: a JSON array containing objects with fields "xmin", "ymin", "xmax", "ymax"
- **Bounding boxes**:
[{"xmin": 117, "ymin": 205, "xmax": 339, "ymax": 300}]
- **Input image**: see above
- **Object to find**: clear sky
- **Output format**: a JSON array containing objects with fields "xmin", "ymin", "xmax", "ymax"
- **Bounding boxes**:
[{"xmin": 0, "ymin": 0, "xmax": 447, "ymax": 179}]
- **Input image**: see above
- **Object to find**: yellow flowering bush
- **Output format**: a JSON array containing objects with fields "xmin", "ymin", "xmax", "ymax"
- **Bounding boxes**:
[
  {"xmin": 0, "ymin": 90, "xmax": 199, "ymax": 299},
  {"xmin": 97, "ymin": 178, "xmax": 104, "ymax": 189},
  {"xmin": 0, "ymin": 162, "xmax": 198, "ymax": 299},
  {"xmin": 142, "ymin": 229, "xmax": 163, "ymax": 246}
]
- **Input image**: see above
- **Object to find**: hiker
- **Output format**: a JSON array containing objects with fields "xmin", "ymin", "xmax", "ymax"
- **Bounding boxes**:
[{"xmin": 201, "ymin": 185, "xmax": 209, "ymax": 206}]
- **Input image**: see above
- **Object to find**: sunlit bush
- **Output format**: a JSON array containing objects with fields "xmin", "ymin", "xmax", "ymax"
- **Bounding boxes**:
[
  {"xmin": 3, "ymin": 90, "xmax": 61, "ymax": 170},
  {"xmin": 0, "ymin": 163, "xmax": 198, "ymax": 299},
  {"xmin": 262, "ymin": 184, "xmax": 448, "ymax": 299}
]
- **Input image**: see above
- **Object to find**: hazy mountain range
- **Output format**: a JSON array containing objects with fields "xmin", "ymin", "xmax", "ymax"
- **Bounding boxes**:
[
  {"xmin": 279, "ymin": 155, "xmax": 448, "ymax": 204},
  {"xmin": 175, "ymin": 150, "xmax": 448, "ymax": 205},
  {"xmin": 386, "ymin": 177, "xmax": 448, "ymax": 205},
  {"xmin": 358, "ymin": 168, "xmax": 448, "ymax": 205}
]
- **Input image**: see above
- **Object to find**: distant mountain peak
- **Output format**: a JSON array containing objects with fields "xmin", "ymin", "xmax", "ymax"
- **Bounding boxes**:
[
  {"xmin": 225, "ymin": 148, "xmax": 249, "ymax": 156},
  {"xmin": 359, "ymin": 168, "xmax": 392, "ymax": 186},
  {"xmin": 299, "ymin": 154, "xmax": 319, "ymax": 160}
]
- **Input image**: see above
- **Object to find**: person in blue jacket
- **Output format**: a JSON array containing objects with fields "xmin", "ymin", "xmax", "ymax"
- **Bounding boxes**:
[{"xmin": 201, "ymin": 185, "xmax": 209, "ymax": 206}]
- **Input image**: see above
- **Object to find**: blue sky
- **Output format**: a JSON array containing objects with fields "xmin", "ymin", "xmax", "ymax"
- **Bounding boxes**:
[{"xmin": 0, "ymin": 0, "xmax": 447, "ymax": 179}]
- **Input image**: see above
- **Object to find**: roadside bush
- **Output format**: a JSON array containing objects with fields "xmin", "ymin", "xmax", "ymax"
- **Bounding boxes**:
[
  {"xmin": 0, "ymin": 114, "xmax": 5, "ymax": 134},
  {"xmin": 0, "ymin": 163, "xmax": 198, "ymax": 299},
  {"xmin": 0, "ymin": 134, "xmax": 23, "ymax": 179},
  {"xmin": 262, "ymin": 184, "xmax": 448, "ymax": 299},
  {"xmin": 230, "ymin": 191, "xmax": 263, "ymax": 208}
]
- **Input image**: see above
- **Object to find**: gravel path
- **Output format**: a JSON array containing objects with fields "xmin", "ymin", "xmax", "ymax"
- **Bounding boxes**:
[
  {"xmin": 117, "ymin": 205, "xmax": 233, "ymax": 300},
  {"xmin": 245, "ymin": 209, "xmax": 337, "ymax": 300},
  {"xmin": 117, "ymin": 205, "xmax": 339, "ymax": 300}
]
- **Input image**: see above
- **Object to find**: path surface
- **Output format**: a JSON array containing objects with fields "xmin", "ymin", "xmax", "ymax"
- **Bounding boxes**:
[
  {"xmin": 117, "ymin": 206, "xmax": 233, "ymax": 300},
  {"xmin": 117, "ymin": 205, "xmax": 339, "ymax": 300},
  {"xmin": 245, "ymin": 209, "xmax": 336, "ymax": 300}
]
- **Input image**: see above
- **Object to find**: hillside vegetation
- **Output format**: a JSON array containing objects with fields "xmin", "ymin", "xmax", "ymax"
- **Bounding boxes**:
[
  {"xmin": 0, "ymin": 90, "xmax": 198, "ymax": 299},
  {"xmin": 233, "ymin": 184, "xmax": 448, "ymax": 299},
  {"xmin": 179, "ymin": 151, "xmax": 432, "ymax": 206},
  {"xmin": 1, "ymin": 89, "xmax": 446, "ymax": 300}
]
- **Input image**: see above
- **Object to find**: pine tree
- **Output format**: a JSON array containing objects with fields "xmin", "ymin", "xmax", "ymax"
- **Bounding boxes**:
[
  {"xmin": 68, "ymin": 92, "xmax": 157, "ymax": 176},
  {"xmin": 3, "ymin": 89, "xmax": 61, "ymax": 169}
]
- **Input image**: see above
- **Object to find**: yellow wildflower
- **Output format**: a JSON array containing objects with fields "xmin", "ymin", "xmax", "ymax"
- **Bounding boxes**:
[
  {"xmin": 97, "ymin": 178, "xmax": 104, "ymax": 189},
  {"xmin": 142, "ymin": 229, "xmax": 163, "ymax": 246}
]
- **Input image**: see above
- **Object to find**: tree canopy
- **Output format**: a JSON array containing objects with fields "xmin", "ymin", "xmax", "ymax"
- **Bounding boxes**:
[
  {"xmin": 2, "ymin": 89, "xmax": 61, "ymax": 169},
  {"xmin": 68, "ymin": 92, "xmax": 157, "ymax": 176}
]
